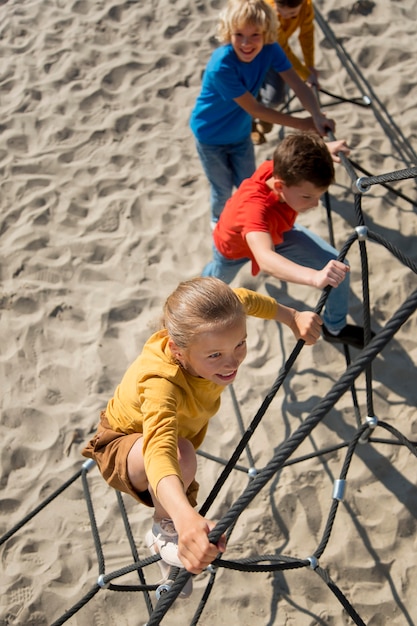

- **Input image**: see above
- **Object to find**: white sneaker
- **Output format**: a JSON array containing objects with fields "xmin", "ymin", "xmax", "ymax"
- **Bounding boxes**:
[
  {"xmin": 145, "ymin": 518, "xmax": 193, "ymax": 598},
  {"xmin": 146, "ymin": 518, "xmax": 183, "ymax": 568}
]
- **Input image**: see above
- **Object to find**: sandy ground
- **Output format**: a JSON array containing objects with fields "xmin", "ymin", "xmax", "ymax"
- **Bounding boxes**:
[{"xmin": 0, "ymin": 0, "xmax": 416, "ymax": 624}]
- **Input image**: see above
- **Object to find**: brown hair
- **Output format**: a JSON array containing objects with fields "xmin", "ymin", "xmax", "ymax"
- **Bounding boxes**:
[
  {"xmin": 217, "ymin": 0, "xmax": 278, "ymax": 45},
  {"xmin": 162, "ymin": 277, "xmax": 246, "ymax": 349},
  {"xmin": 275, "ymin": 0, "xmax": 304, "ymax": 8},
  {"xmin": 272, "ymin": 132, "xmax": 335, "ymax": 188}
]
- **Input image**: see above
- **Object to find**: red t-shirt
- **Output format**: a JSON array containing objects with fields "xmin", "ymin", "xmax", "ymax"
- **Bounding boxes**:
[{"xmin": 213, "ymin": 160, "xmax": 297, "ymax": 275}]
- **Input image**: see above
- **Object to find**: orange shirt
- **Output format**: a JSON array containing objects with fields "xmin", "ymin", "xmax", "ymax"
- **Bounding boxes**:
[{"xmin": 266, "ymin": 0, "xmax": 315, "ymax": 81}]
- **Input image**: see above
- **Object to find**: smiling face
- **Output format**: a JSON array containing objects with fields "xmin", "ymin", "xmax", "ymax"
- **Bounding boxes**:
[
  {"xmin": 231, "ymin": 23, "xmax": 264, "ymax": 63},
  {"xmin": 274, "ymin": 179, "xmax": 327, "ymax": 213},
  {"xmin": 170, "ymin": 317, "xmax": 248, "ymax": 385}
]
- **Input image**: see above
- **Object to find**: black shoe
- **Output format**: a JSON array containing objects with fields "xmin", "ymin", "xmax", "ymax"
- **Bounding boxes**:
[{"xmin": 322, "ymin": 324, "xmax": 375, "ymax": 350}]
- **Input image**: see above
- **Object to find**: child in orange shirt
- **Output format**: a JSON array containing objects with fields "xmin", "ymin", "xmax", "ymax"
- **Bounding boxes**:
[{"xmin": 253, "ymin": 0, "xmax": 320, "ymax": 144}]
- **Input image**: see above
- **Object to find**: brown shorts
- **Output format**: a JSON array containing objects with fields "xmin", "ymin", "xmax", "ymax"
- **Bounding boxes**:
[{"xmin": 82, "ymin": 411, "xmax": 199, "ymax": 508}]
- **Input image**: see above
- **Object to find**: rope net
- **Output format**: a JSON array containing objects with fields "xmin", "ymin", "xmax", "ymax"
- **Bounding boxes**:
[{"xmin": 1, "ymin": 6, "xmax": 416, "ymax": 626}]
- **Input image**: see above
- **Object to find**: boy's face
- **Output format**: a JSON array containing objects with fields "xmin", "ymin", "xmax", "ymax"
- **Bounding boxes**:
[
  {"xmin": 170, "ymin": 318, "xmax": 247, "ymax": 385},
  {"xmin": 231, "ymin": 23, "xmax": 264, "ymax": 63},
  {"xmin": 274, "ymin": 179, "xmax": 327, "ymax": 213},
  {"xmin": 275, "ymin": 3, "xmax": 303, "ymax": 19}
]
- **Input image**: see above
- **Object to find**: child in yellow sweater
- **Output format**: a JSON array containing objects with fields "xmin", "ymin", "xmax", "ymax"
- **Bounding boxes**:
[{"xmin": 82, "ymin": 277, "xmax": 321, "ymax": 592}]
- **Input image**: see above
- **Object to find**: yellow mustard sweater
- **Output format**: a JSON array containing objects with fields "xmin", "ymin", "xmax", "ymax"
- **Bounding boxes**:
[
  {"xmin": 266, "ymin": 0, "xmax": 315, "ymax": 81},
  {"xmin": 106, "ymin": 288, "xmax": 278, "ymax": 495}
]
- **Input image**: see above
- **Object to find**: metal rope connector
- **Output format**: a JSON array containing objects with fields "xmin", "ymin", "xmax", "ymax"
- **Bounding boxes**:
[
  {"xmin": 97, "ymin": 574, "xmax": 110, "ymax": 589},
  {"xmin": 332, "ymin": 479, "xmax": 346, "ymax": 501},
  {"xmin": 359, "ymin": 415, "xmax": 378, "ymax": 444},
  {"xmin": 355, "ymin": 225, "xmax": 368, "ymax": 241},
  {"xmin": 248, "ymin": 467, "xmax": 258, "ymax": 479},
  {"xmin": 82, "ymin": 458, "xmax": 96, "ymax": 472},
  {"xmin": 354, "ymin": 177, "xmax": 371, "ymax": 193},
  {"xmin": 307, "ymin": 556, "xmax": 318, "ymax": 570},
  {"xmin": 155, "ymin": 580, "xmax": 173, "ymax": 600}
]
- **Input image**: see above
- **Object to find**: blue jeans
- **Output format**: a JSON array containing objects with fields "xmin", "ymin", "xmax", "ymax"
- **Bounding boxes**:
[
  {"xmin": 195, "ymin": 137, "xmax": 256, "ymax": 223},
  {"xmin": 202, "ymin": 224, "xmax": 350, "ymax": 332}
]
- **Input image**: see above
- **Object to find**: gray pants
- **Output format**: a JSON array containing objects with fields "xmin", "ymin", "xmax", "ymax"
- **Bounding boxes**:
[{"xmin": 259, "ymin": 68, "xmax": 287, "ymax": 107}]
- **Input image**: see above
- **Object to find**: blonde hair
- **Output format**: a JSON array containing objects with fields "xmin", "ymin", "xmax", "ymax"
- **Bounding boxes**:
[
  {"xmin": 217, "ymin": 0, "xmax": 278, "ymax": 45},
  {"xmin": 162, "ymin": 277, "xmax": 245, "ymax": 349}
]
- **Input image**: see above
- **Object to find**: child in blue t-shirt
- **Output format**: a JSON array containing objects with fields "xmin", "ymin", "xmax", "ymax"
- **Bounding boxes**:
[{"xmin": 190, "ymin": 0, "xmax": 335, "ymax": 225}]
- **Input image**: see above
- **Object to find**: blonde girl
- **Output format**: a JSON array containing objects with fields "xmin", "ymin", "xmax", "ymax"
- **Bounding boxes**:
[{"xmin": 82, "ymin": 277, "xmax": 321, "ymax": 585}]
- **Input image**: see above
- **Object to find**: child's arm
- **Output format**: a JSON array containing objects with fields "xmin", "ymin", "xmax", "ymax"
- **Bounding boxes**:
[
  {"xmin": 325, "ymin": 139, "xmax": 350, "ymax": 163},
  {"xmin": 136, "ymin": 383, "xmax": 227, "ymax": 573},
  {"xmin": 235, "ymin": 90, "xmax": 316, "ymax": 133},
  {"xmin": 156, "ymin": 475, "xmax": 226, "ymax": 574},
  {"xmin": 306, "ymin": 67, "xmax": 320, "ymax": 88},
  {"xmin": 280, "ymin": 68, "xmax": 333, "ymax": 136},
  {"xmin": 245, "ymin": 230, "xmax": 349, "ymax": 289},
  {"xmin": 298, "ymin": 4, "xmax": 317, "ymax": 84},
  {"xmin": 234, "ymin": 68, "xmax": 334, "ymax": 137},
  {"xmin": 236, "ymin": 287, "xmax": 321, "ymax": 344},
  {"xmin": 273, "ymin": 302, "xmax": 322, "ymax": 345}
]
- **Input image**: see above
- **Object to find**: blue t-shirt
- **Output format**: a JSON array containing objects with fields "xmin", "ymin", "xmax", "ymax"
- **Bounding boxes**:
[{"xmin": 190, "ymin": 43, "xmax": 291, "ymax": 145}]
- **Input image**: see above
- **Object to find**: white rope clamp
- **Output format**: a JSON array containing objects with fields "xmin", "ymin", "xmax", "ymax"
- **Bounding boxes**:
[
  {"xmin": 355, "ymin": 225, "xmax": 368, "ymax": 241},
  {"xmin": 354, "ymin": 177, "xmax": 371, "ymax": 193},
  {"xmin": 82, "ymin": 458, "xmax": 96, "ymax": 472},
  {"xmin": 365, "ymin": 415, "xmax": 378, "ymax": 429},
  {"xmin": 332, "ymin": 479, "xmax": 346, "ymax": 501},
  {"xmin": 359, "ymin": 415, "xmax": 378, "ymax": 444},
  {"xmin": 307, "ymin": 556, "xmax": 318, "ymax": 570},
  {"xmin": 97, "ymin": 574, "xmax": 110, "ymax": 589}
]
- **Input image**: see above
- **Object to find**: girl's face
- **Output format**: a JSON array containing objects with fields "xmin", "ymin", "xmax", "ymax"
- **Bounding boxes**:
[
  {"xmin": 172, "ymin": 318, "xmax": 248, "ymax": 385},
  {"xmin": 231, "ymin": 23, "xmax": 264, "ymax": 63}
]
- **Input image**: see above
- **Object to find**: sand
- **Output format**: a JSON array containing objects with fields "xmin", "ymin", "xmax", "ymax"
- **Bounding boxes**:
[{"xmin": 0, "ymin": 0, "xmax": 416, "ymax": 624}]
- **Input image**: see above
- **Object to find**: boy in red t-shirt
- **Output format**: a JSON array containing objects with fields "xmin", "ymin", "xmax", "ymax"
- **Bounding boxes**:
[{"xmin": 202, "ymin": 132, "xmax": 368, "ymax": 349}]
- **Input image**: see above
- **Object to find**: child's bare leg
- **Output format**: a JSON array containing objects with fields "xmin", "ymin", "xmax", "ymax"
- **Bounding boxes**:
[{"xmin": 127, "ymin": 436, "xmax": 197, "ymax": 521}]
